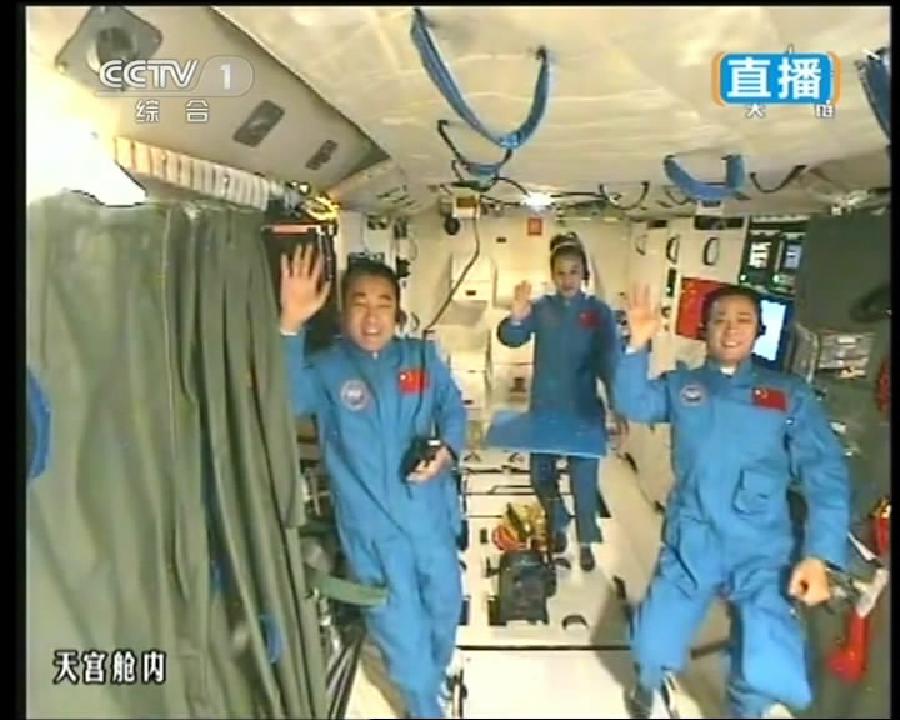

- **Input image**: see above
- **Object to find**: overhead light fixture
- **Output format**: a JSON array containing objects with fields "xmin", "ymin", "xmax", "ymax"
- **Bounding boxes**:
[
  {"xmin": 286, "ymin": 181, "xmax": 311, "ymax": 196},
  {"xmin": 233, "ymin": 100, "xmax": 286, "ymax": 147},
  {"xmin": 306, "ymin": 139, "xmax": 338, "ymax": 171},
  {"xmin": 523, "ymin": 191, "xmax": 553, "ymax": 211}
]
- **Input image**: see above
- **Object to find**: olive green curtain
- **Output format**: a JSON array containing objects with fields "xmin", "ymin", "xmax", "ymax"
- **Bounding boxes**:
[{"xmin": 26, "ymin": 192, "xmax": 327, "ymax": 719}]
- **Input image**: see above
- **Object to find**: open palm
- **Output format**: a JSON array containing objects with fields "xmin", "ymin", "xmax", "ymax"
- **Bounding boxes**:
[
  {"xmin": 511, "ymin": 280, "xmax": 532, "ymax": 320},
  {"xmin": 279, "ymin": 244, "xmax": 331, "ymax": 333},
  {"xmin": 625, "ymin": 284, "xmax": 661, "ymax": 349}
]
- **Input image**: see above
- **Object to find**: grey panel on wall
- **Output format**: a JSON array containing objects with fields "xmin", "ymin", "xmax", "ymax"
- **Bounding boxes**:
[
  {"xmin": 794, "ymin": 212, "xmax": 889, "ymax": 337},
  {"xmin": 792, "ymin": 210, "xmax": 890, "ymax": 720}
]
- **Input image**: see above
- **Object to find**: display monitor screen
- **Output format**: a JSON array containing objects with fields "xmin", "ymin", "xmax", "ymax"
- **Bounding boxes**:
[
  {"xmin": 748, "ymin": 240, "xmax": 771, "ymax": 269},
  {"xmin": 753, "ymin": 295, "xmax": 793, "ymax": 365},
  {"xmin": 781, "ymin": 242, "xmax": 802, "ymax": 271}
]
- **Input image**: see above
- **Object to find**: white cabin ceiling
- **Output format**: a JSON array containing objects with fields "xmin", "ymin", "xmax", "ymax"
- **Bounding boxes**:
[
  {"xmin": 26, "ymin": 6, "xmax": 389, "ymax": 196},
  {"xmin": 27, "ymin": 6, "xmax": 890, "ymax": 217},
  {"xmin": 215, "ymin": 5, "xmax": 890, "ymax": 216}
]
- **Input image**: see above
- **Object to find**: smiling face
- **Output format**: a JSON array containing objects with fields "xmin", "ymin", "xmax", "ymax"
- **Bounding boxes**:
[
  {"xmin": 706, "ymin": 293, "xmax": 760, "ymax": 367},
  {"xmin": 342, "ymin": 273, "xmax": 397, "ymax": 353}
]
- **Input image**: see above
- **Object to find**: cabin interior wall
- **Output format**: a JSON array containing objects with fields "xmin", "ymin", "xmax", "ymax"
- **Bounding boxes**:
[
  {"xmin": 404, "ymin": 207, "xmax": 631, "ymax": 335},
  {"xmin": 790, "ymin": 211, "xmax": 891, "ymax": 719}
]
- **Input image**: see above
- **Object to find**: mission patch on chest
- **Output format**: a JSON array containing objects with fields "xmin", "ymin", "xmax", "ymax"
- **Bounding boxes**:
[
  {"xmin": 679, "ymin": 383, "xmax": 707, "ymax": 407},
  {"xmin": 340, "ymin": 378, "xmax": 370, "ymax": 411}
]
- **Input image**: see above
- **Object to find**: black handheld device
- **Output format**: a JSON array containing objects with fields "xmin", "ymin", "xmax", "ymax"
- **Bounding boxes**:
[{"xmin": 402, "ymin": 436, "xmax": 445, "ymax": 478}]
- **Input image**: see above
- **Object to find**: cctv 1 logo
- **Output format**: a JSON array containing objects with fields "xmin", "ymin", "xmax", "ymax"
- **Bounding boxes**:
[{"xmin": 97, "ymin": 55, "xmax": 255, "ymax": 97}]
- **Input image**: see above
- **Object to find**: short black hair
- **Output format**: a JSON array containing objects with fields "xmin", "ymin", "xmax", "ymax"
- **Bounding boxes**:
[
  {"xmin": 549, "ymin": 232, "xmax": 588, "ymax": 271},
  {"xmin": 701, "ymin": 284, "xmax": 763, "ymax": 326},
  {"xmin": 341, "ymin": 257, "xmax": 400, "ymax": 306}
]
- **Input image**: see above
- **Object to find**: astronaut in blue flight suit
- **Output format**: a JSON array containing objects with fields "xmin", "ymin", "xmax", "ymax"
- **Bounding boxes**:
[
  {"xmin": 496, "ymin": 233, "xmax": 627, "ymax": 572},
  {"xmin": 615, "ymin": 284, "xmax": 850, "ymax": 719},
  {"xmin": 279, "ymin": 247, "xmax": 467, "ymax": 719}
]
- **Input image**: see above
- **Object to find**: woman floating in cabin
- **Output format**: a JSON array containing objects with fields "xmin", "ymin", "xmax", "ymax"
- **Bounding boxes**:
[
  {"xmin": 496, "ymin": 232, "xmax": 627, "ymax": 572},
  {"xmin": 280, "ymin": 247, "xmax": 467, "ymax": 719},
  {"xmin": 616, "ymin": 283, "xmax": 851, "ymax": 719}
]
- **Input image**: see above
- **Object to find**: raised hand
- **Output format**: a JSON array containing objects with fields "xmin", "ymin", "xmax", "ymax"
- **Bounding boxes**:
[
  {"xmin": 511, "ymin": 280, "xmax": 533, "ymax": 321},
  {"xmin": 625, "ymin": 284, "xmax": 662, "ymax": 350},
  {"xmin": 279, "ymin": 244, "xmax": 332, "ymax": 333}
]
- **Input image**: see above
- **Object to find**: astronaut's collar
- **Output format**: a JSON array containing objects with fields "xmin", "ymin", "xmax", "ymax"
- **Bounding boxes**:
[
  {"xmin": 553, "ymin": 289, "xmax": 584, "ymax": 305},
  {"xmin": 343, "ymin": 336, "xmax": 400, "ymax": 365},
  {"xmin": 703, "ymin": 356, "xmax": 755, "ymax": 385}
]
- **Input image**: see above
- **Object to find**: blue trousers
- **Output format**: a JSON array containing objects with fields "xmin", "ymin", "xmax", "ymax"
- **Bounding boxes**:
[
  {"xmin": 530, "ymin": 453, "xmax": 602, "ymax": 543},
  {"xmin": 632, "ymin": 526, "xmax": 812, "ymax": 718},
  {"xmin": 342, "ymin": 530, "xmax": 462, "ymax": 718}
]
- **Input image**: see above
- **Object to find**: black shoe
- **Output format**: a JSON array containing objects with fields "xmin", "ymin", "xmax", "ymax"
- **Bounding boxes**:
[
  {"xmin": 625, "ymin": 680, "xmax": 679, "ymax": 719},
  {"xmin": 579, "ymin": 545, "xmax": 595, "ymax": 571},
  {"xmin": 553, "ymin": 532, "xmax": 567, "ymax": 553},
  {"xmin": 625, "ymin": 684, "xmax": 654, "ymax": 719}
]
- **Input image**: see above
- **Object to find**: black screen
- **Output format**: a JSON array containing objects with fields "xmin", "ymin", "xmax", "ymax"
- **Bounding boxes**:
[{"xmin": 262, "ymin": 225, "xmax": 339, "ymax": 353}]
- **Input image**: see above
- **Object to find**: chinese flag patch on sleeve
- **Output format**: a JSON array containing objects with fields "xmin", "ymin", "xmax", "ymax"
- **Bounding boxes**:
[
  {"xmin": 752, "ymin": 386, "xmax": 787, "ymax": 411},
  {"xmin": 399, "ymin": 369, "xmax": 429, "ymax": 394},
  {"xmin": 579, "ymin": 310, "xmax": 600, "ymax": 329}
]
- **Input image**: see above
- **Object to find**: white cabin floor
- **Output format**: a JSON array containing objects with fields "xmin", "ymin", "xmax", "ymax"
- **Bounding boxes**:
[{"xmin": 346, "ymin": 448, "xmax": 732, "ymax": 719}]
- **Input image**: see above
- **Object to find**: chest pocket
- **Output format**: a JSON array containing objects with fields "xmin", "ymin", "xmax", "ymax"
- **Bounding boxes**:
[
  {"xmin": 746, "ymin": 403, "xmax": 789, "ymax": 436},
  {"xmin": 534, "ymin": 303, "xmax": 561, "ymax": 334},
  {"xmin": 727, "ymin": 388, "xmax": 791, "ymax": 459},
  {"xmin": 733, "ymin": 468, "xmax": 785, "ymax": 516},
  {"xmin": 544, "ymin": 305, "xmax": 597, "ymax": 356}
]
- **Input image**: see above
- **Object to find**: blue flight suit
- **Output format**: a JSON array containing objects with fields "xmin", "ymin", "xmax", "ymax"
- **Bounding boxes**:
[
  {"xmin": 283, "ymin": 330, "xmax": 467, "ymax": 718},
  {"xmin": 497, "ymin": 291, "xmax": 619, "ymax": 543},
  {"xmin": 614, "ymin": 349, "xmax": 851, "ymax": 718}
]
